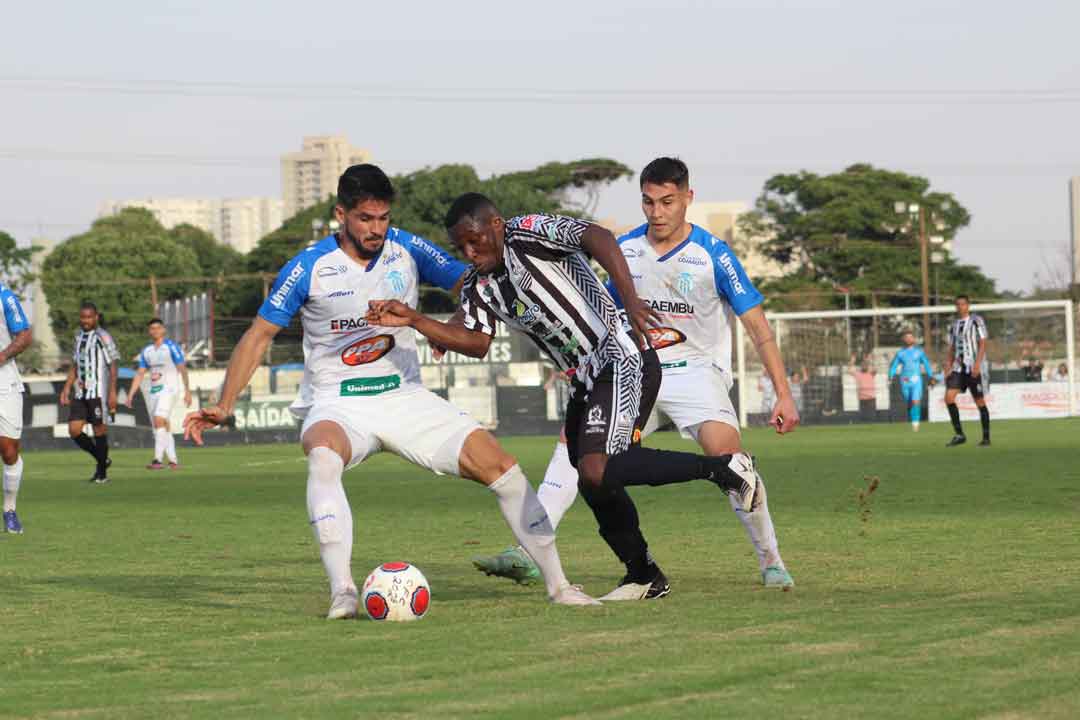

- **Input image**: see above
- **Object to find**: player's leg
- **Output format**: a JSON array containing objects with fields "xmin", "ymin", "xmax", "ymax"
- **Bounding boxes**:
[
  {"xmin": 903, "ymin": 382, "xmax": 921, "ymax": 431},
  {"xmin": 0, "ymin": 394, "xmax": 24, "ymax": 534},
  {"xmin": 971, "ymin": 376, "xmax": 990, "ymax": 446},
  {"xmin": 300, "ymin": 418, "xmax": 366, "ymax": 619},
  {"xmin": 153, "ymin": 393, "xmax": 179, "ymax": 467},
  {"xmin": 91, "ymin": 406, "xmax": 110, "ymax": 482},
  {"xmin": 68, "ymin": 402, "xmax": 99, "ymax": 471},
  {"xmin": 944, "ymin": 374, "xmax": 966, "ymax": 446}
]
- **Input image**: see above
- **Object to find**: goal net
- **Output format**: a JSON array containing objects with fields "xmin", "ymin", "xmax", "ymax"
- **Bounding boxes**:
[{"xmin": 736, "ymin": 300, "xmax": 1077, "ymax": 427}]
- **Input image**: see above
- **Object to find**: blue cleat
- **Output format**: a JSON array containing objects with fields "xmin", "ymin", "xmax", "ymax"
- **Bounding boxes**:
[
  {"xmin": 763, "ymin": 565, "xmax": 794, "ymax": 589},
  {"xmin": 3, "ymin": 510, "xmax": 23, "ymax": 534}
]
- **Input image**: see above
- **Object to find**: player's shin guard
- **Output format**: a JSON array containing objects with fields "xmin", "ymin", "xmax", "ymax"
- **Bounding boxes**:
[
  {"xmin": 979, "ymin": 405, "xmax": 990, "ymax": 440},
  {"xmin": 305, "ymin": 447, "xmax": 354, "ymax": 595},
  {"xmin": 94, "ymin": 435, "xmax": 109, "ymax": 475},
  {"xmin": 153, "ymin": 427, "xmax": 168, "ymax": 462},
  {"xmin": 489, "ymin": 465, "xmax": 568, "ymax": 598},
  {"xmin": 946, "ymin": 403, "xmax": 963, "ymax": 435},
  {"xmin": 2, "ymin": 456, "xmax": 22, "ymax": 512},
  {"xmin": 72, "ymin": 433, "xmax": 97, "ymax": 459},
  {"xmin": 730, "ymin": 477, "xmax": 782, "ymax": 571},
  {"xmin": 603, "ymin": 446, "xmax": 711, "ymax": 488},
  {"xmin": 536, "ymin": 442, "xmax": 578, "ymax": 531},
  {"xmin": 578, "ymin": 480, "xmax": 654, "ymax": 582}
]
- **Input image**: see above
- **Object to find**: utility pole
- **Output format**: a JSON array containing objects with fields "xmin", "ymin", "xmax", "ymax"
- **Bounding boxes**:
[{"xmin": 919, "ymin": 207, "xmax": 930, "ymax": 346}]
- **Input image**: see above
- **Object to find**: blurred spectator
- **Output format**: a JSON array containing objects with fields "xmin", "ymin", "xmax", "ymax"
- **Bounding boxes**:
[
  {"xmin": 848, "ymin": 354, "xmax": 876, "ymax": 420},
  {"xmin": 1048, "ymin": 363, "xmax": 1068, "ymax": 382},
  {"xmin": 758, "ymin": 373, "xmax": 776, "ymax": 415},
  {"xmin": 789, "ymin": 366, "xmax": 809, "ymax": 414},
  {"xmin": 1023, "ymin": 357, "xmax": 1044, "ymax": 382},
  {"xmin": 929, "ymin": 363, "xmax": 946, "ymax": 387}
]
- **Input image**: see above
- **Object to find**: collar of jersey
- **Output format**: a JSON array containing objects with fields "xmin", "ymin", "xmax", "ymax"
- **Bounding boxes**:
[{"xmin": 648, "ymin": 224, "xmax": 702, "ymax": 263}]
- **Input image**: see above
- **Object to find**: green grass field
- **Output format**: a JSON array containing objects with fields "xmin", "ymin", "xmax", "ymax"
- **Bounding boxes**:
[{"xmin": 3, "ymin": 419, "xmax": 1080, "ymax": 719}]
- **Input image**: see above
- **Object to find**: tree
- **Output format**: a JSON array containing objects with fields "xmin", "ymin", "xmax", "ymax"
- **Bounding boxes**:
[
  {"xmin": 41, "ymin": 209, "xmax": 201, "ymax": 361},
  {"xmin": 0, "ymin": 230, "xmax": 40, "ymax": 293},
  {"xmin": 740, "ymin": 164, "xmax": 996, "ymax": 310}
]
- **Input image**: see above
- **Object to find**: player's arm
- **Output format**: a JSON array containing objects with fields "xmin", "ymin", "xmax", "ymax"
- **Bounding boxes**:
[
  {"xmin": 124, "ymin": 368, "xmax": 147, "ymax": 408},
  {"xmin": 0, "ymin": 292, "xmax": 31, "ymax": 366},
  {"xmin": 367, "ymin": 301, "xmax": 492, "ymax": 358},
  {"xmin": 580, "ymin": 225, "xmax": 660, "ymax": 349},
  {"xmin": 178, "ymin": 363, "xmax": 192, "ymax": 406},
  {"xmin": 740, "ymin": 306, "xmax": 799, "ymax": 433},
  {"xmin": 0, "ymin": 328, "xmax": 32, "ymax": 366},
  {"xmin": 107, "ymin": 360, "xmax": 119, "ymax": 414},
  {"xmin": 60, "ymin": 364, "xmax": 76, "ymax": 405},
  {"xmin": 888, "ymin": 352, "xmax": 901, "ymax": 379},
  {"xmin": 972, "ymin": 318, "xmax": 988, "ymax": 376}
]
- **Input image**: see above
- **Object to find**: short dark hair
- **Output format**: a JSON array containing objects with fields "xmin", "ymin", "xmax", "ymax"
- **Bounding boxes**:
[
  {"xmin": 148, "ymin": 318, "xmax": 164, "ymax": 327},
  {"xmin": 80, "ymin": 301, "xmax": 98, "ymax": 313},
  {"xmin": 445, "ymin": 192, "xmax": 499, "ymax": 230},
  {"xmin": 640, "ymin": 157, "xmax": 690, "ymax": 189},
  {"xmin": 956, "ymin": 294, "xmax": 970, "ymax": 303},
  {"xmin": 337, "ymin": 164, "xmax": 395, "ymax": 211}
]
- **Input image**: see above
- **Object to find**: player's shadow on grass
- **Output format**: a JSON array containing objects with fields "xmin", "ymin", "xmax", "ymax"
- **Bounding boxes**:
[{"xmin": 31, "ymin": 573, "xmax": 288, "ymax": 613}]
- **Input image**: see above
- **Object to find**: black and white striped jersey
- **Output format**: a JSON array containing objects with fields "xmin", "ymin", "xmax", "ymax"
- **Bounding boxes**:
[
  {"xmin": 459, "ymin": 214, "xmax": 639, "ymax": 387},
  {"xmin": 72, "ymin": 328, "xmax": 120, "ymax": 399},
  {"xmin": 948, "ymin": 314, "xmax": 988, "ymax": 373}
]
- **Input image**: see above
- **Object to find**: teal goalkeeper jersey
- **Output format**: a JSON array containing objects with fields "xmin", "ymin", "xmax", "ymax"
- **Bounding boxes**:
[{"xmin": 889, "ymin": 346, "xmax": 931, "ymax": 383}]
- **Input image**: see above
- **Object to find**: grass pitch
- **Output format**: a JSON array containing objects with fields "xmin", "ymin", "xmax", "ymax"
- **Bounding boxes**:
[{"xmin": 3, "ymin": 419, "xmax": 1080, "ymax": 719}]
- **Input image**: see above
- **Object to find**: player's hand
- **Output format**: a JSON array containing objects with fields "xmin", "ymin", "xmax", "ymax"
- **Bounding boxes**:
[
  {"xmin": 60, "ymin": 388, "xmax": 70, "ymax": 406},
  {"xmin": 184, "ymin": 390, "xmax": 193, "ymax": 407},
  {"xmin": 624, "ymin": 296, "xmax": 662, "ymax": 350},
  {"xmin": 366, "ymin": 299, "xmax": 416, "ymax": 328},
  {"xmin": 971, "ymin": 364, "xmax": 981, "ymax": 378},
  {"xmin": 769, "ymin": 395, "xmax": 800, "ymax": 435},
  {"xmin": 108, "ymin": 391, "xmax": 118, "ymax": 415},
  {"xmin": 431, "ymin": 343, "xmax": 449, "ymax": 361},
  {"xmin": 124, "ymin": 395, "xmax": 134, "ymax": 409},
  {"xmin": 183, "ymin": 405, "xmax": 232, "ymax": 446}
]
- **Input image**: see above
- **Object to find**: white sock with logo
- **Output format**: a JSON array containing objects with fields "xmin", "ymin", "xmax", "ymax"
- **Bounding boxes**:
[
  {"xmin": 3, "ymin": 456, "xmax": 22, "ymax": 512},
  {"xmin": 730, "ymin": 477, "xmax": 784, "ymax": 571},
  {"xmin": 536, "ymin": 441, "xmax": 579, "ymax": 530},
  {"xmin": 153, "ymin": 428, "xmax": 168, "ymax": 462},
  {"xmin": 165, "ymin": 431, "xmax": 178, "ymax": 464},
  {"xmin": 489, "ymin": 464, "xmax": 568, "ymax": 598},
  {"xmin": 306, "ymin": 447, "xmax": 355, "ymax": 595}
]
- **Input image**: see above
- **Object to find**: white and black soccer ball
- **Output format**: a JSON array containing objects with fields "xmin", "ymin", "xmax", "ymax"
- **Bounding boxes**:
[{"xmin": 361, "ymin": 562, "xmax": 431, "ymax": 622}]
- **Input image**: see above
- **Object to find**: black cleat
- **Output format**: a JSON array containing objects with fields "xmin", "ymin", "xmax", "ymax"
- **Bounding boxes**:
[
  {"xmin": 978, "ymin": 438, "xmax": 991, "ymax": 447},
  {"xmin": 946, "ymin": 435, "xmax": 967, "ymax": 447},
  {"xmin": 599, "ymin": 568, "xmax": 671, "ymax": 601}
]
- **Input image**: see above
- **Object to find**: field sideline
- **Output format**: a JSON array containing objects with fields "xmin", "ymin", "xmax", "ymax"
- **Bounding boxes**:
[{"xmin": 3, "ymin": 419, "xmax": 1079, "ymax": 719}]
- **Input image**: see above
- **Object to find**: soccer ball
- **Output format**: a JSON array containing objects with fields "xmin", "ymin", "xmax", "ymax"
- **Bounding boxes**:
[{"xmin": 361, "ymin": 562, "xmax": 431, "ymax": 622}]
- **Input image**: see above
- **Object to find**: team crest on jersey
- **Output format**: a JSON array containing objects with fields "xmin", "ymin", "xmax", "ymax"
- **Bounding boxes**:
[
  {"xmin": 519, "ymin": 215, "xmax": 540, "ymax": 231},
  {"xmin": 646, "ymin": 326, "xmax": 687, "ymax": 350},
  {"xmin": 586, "ymin": 405, "xmax": 606, "ymax": 427},
  {"xmin": 386, "ymin": 270, "xmax": 406, "ymax": 294},
  {"xmin": 341, "ymin": 334, "xmax": 395, "ymax": 366},
  {"xmin": 676, "ymin": 272, "xmax": 694, "ymax": 294}
]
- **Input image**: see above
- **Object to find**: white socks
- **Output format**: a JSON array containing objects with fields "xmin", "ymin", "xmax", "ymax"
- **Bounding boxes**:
[
  {"xmin": 489, "ymin": 464, "xmax": 568, "ymax": 598},
  {"xmin": 3, "ymin": 456, "xmax": 22, "ymax": 512},
  {"xmin": 154, "ymin": 428, "xmax": 168, "ymax": 462},
  {"xmin": 165, "ymin": 432, "xmax": 178, "ymax": 464},
  {"xmin": 306, "ymin": 447, "xmax": 354, "ymax": 595},
  {"xmin": 536, "ymin": 442, "xmax": 579, "ymax": 530},
  {"xmin": 729, "ymin": 477, "xmax": 783, "ymax": 571}
]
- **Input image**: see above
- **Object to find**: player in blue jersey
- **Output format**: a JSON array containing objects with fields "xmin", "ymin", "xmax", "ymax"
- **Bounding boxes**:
[
  {"xmin": 184, "ymin": 164, "xmax": 599, "ymax": 617},
  {"xmin": 0, "ymin": 285, "xmax": 32, "ymax": 533},
  {"xmin": 125, "ymin": 318, "xmax": 191, "ymax": 469},
  {"xmin": 460, "ymin": 158, "xmax": 800, "ymax": 593},
  {"xmin": 888, "ymin": 330, "xmax": 932, "ymax": 432}
]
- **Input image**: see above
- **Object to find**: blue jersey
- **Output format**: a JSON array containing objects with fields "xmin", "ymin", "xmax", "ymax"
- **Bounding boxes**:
[
  {"xmin": 0, "ymin": 284, "xmax": 30, "ymax": 391},
  {"xmin": 889, "ymin": 346, "xmax": 931, "ymax": 383}
]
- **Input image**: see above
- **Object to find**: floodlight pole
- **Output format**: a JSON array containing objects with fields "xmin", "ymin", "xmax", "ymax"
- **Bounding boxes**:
[{"xmin": 919, "ymin": 207, "xmax": 930, "ymax": 346}]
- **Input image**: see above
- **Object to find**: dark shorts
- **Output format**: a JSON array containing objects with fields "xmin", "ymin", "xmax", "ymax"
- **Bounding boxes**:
[
  {"xmin": 946, "ymin": 371, "xmax": 988, "ymax": 399},
  {"xmin": 69, "ymin": 397, "xmax": 107, "ymax": 425},
  {"xmin": 565, "ymin": 349, "xmax": 661, "ymax": 465}
]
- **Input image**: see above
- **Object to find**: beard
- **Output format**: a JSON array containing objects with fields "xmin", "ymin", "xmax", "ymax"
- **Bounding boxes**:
[{"xmin": 342, "ymin": 226, "xmax": 383, "ymax": 259}]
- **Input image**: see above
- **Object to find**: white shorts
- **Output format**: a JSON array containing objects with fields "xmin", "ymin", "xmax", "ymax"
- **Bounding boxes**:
[
  {"xmin": 298, "ymin": 388, "xmax": 482, "ymax": 475},
  {"xmin": 0, "ymin": 389, "xmax": 23, "ymax": 439},
  {"xmin": 146, "ymin": 389, "xmax": 176, "ymax": 420},
  {"xmin": 642, "ymin": 366, "xmax": 739, "ymax": 442}
]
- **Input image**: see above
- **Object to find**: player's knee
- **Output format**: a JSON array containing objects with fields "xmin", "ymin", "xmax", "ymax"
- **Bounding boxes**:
[
  {"xmin": 0, "ymin": 444, "xmax": 18, "ymax": 465},
  {"xmin": 577, "ymin": 455, "xmax": 606, "ymax": 488}
]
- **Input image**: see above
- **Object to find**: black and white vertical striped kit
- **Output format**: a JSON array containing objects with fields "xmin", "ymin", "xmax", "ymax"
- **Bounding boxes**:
[
  {"xmin": 72, "ymin": 328, "xmax": 120, "ymax": 400},
  {"xmin": 948, "ymin": 314, "xmax": 988, "ymax": 374},
  {"xmin": 460, "ymin": 214, "xmax": 640, "ymax": 388}
]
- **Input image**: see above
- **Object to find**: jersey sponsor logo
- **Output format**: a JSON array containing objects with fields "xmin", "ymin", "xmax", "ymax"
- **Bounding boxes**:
[
  {"xmin": 678, "ymin": 255, "xmax": 707, "ymax": 266},
  {"xmin": 585, "ymin": 405, "xmax": 606, "ymax": 433},
  {"xmin": 676, "ymin": 271, "xmax": 694, "ymax": 294},
  {"xmin": 270, "ymin": 263, "xmax": 306, "ymax": 308},
  {"xmin": 341, "ymin": 334, "xmax": 396, "ymax": 365},
  {"xmin": 718, "ymin": 252, "xmax": 746, "ymax": 295},
  {"xmin": 327, "ymin": 290, "xmax": 355, "ymax": 299},
  {"xmin": 559, "ymin": 337, "xmax": 580, "ymax": 354},
  {"xmin": 621, "ymin": 246, "xmax": 642, "ymax": 258},
  {"xmin": 382, "ymin": 248, "xmax": 403, "ymax": 265},
  {"xmin": 6, "ymin": 296, "xmax": 23, "ymax": 324},
  {"xmin": 646, "ymin": 326, "xmax": 687, "ymax": 350},
  {"xmin": 329, "ymin": 317, "xmax": 369, "ymax": 333},
  {"xmin": 386, "ymin": 270, "xmax": 406, "ymax": 294},
  {"xmin": 512, "ymin": 300, "xmax": 543, "ymax": 327},
  {"xmin": 411, "ymin": 238, "xmax": 450, "ymax": 266},
  {"xmin": 647, "ymin": 299, "xmax": 695, "ymax": 314},
  {"xmin": 519, "ymin": 215, "xmax": 540, "ymax": 231},
  {"xmin": 317, "ymin": 264, "xmax": 348, "ymax": 278},
  {"xmin": 339, "ymin": 374, "xmax": 401, "ymax": 396}
]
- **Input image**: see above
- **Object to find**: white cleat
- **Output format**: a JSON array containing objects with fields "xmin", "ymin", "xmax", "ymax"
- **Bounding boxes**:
[
  {"xmin": 326, "ymin": 586, "xmax": 359, "ymax": 619},
  {"xmin": 912, "ymin": 422, "xmax": 920, "ymax": 432},
  {"xmin": 550, "ymin": 583, "xmax": 602, "ymax": 606},
  {"xmin": 726, "ymin": 453, "xmax": 761, "ymax": 513}
]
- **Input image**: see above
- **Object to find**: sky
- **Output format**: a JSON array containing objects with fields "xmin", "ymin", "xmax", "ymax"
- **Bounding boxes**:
[{"xmin": 2, "ymin": 0, "xmax": 1078, "ymax": 293}]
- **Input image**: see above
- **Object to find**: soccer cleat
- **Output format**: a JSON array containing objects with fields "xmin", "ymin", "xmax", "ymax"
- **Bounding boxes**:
[
  {"xmin": 599, "ymin": 568, "xmax": 670, "ymax": 601},
  {"xmin": 706, "ymin": 453, "xmax": 760, "ymax": 513},
  {"xmin": 326, "ymin": 586, "xmax": 359, "ymax": 620},
  {"xmin": 946, "ymin": 435, "xmax": 966, "ymax": 447},
  {"xmin": 471, "ymin": 546, "xmax": 541, "ymax": 585},
  {"xmin": 978, "ymin": 438, "xmax": 991, "ymax": 447},
  {"xmin": 550, "ymin": 584, "xmax": 602, "ymax": 606},
  {"xmin": 146, "ymin": 460, "xmax": 164, "ymax": 470},
  {"xmin": 762, "ymin": 565, "xmax": 794, "ymax": 589},
  {"xmin": 3, "ymin": 510, "xmax": 23, "ymax": 534},
  {"xmin": 168, "ymin": 462, "xmax": 180, "ymax": 470}
]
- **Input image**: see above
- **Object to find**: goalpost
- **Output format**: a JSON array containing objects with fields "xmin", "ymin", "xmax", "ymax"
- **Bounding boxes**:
[{"xmin": 736, "ymin": 300, "xmax": 1076, "ymax": 428}]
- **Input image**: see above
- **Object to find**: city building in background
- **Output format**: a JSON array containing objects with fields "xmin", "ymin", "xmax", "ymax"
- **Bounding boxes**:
[
  {"xmin": 281, "ymin": 135, "xmax": 371, "ymax": 217},
  {"xmin": 98, "ymin": 197, "xmax": 283, "ymax": 254}
]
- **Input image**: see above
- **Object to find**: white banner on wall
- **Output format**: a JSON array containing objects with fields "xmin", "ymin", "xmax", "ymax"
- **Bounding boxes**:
[{"xmin": 928, "ymin": 382, "xmax": 1078, "ymax": 421}]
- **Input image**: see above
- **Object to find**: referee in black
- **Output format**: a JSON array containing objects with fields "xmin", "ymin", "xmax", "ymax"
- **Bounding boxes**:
[{"xmin": 60, "ymin": 302, "xmax": 120, "ymax": 482}]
